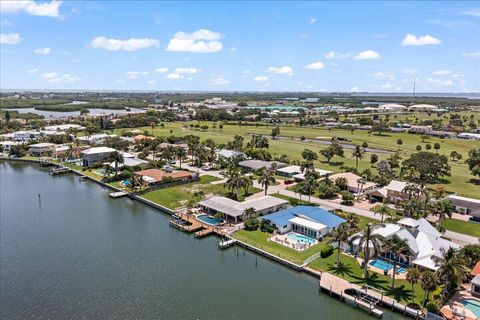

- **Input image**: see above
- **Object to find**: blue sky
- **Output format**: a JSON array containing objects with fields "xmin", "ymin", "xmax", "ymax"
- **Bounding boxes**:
[{"xmin": 0, "ymin": 1, "xmax": 479, "ymax": 92}]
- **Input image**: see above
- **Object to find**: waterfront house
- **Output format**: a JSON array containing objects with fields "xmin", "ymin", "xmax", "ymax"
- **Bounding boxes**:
[
  {"xmin": 198, "ymin": 196, "xmax": 288, "ymax": 223},
  {"xmin": 239, "ymin": 159, "xmax": 286, "ymax": 171},
  {"xmin": 472, "ymin": 275, "xmax": 480, "ymax": 298},
  {"xmin": 13, "ymin": 130, "xmax": 41, "ymax": 141},
  {"xmin": 261, "ymin": 206, "xmax": 346, "ymax": 239},
  {"xmin": 29, "ymin": 143, "xmax": 57, "ymax": 156},
  {"xmin": 44, "ymin": 124, "xmax": 85, "ymax": 131},
  {"xmin": 81, "ymin": 146, "xmax": 117, "ymax": 167},
  {"xmin": 276, "ymin": 165, "xmax": 332, "ymax": 181},
  {"xmin": 329, "ymin": 172, "xmax": 376, "ymax": 194},
  {"xmin": 447, "ymin": 195, "xmax": 480, "ymax": 222},
  {"xmin": 347, "ymin": 218, "xmax": 460, "ymax": 271},
  {"xmin": 0, "ymin": 140, "xmax": 19, "ymax": 153},
  {"xmin": 134, "ymin": 168, "xmax": 193, "ymax": 186},
  {"xmin": 109, "ymin": 157, "xmax": 148, "ymax": 169},
  {"xmin": 78, "ymin": 133, "xmax": 111, "ymax": 145}
]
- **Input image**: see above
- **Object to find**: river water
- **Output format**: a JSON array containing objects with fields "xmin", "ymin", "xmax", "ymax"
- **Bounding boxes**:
[
  {"xmin": 0, "ymin": 161, "xmax": 405, "ymax": 319},
  {"xmin": 4, "ymin": 107, "xmax": 145, "ymax": 119}
]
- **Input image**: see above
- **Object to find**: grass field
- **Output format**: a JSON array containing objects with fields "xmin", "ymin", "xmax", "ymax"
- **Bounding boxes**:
[
  {"xmin": 111, "ymin": 121, "xmax": 479, "ymax": 198},
  {"xmin": 439, "ymin": 218, "xmax": 480, "ymax": 237},
  {"xmin": 142, "ymin": 175, "xmax": 261, "ymax": 209}
]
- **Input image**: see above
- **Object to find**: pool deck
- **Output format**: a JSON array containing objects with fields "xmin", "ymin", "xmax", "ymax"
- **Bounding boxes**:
[
  {"xmin": 440, "ymin": 284, "xmax": 479, "ymax": 320},
  {"xmin": 269, "ymin": 232, "xmax": 317, "ymax": 251},
  {"xmin": 358, "ymin": 257, "xmax": 408, "ymax": 280}
]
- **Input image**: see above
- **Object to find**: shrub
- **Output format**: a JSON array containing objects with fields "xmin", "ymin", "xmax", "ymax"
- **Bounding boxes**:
[
  {"xmin": 266, "ymin": 226, "xmax": 276, "ymax": 233},
  {"xmin": 321, "ymin": 245, "xmax": 334, "ymax": 258},
  {"xmin": 425, "ymin": 300, "xmax": 440, "ymax": 313},
  {"xmin": 244, "ymin": 219, "xmax": 259, "ymax": 231}
]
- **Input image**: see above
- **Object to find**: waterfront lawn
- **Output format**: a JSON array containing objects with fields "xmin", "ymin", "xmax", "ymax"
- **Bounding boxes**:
[
  {"xmin": 142, "ymin": 175, "xmax": 261, "ymax": 210},
  {"xmin": 309, "ymin": 254, "xmax": 426, "ymax": 306},
  {"xmin": 439, "ymin": 218, "xmax": 480, "ymax": 237},
  {"xmin": 232, "ymin": 229, "xmax": 327, "ymax": 265}
]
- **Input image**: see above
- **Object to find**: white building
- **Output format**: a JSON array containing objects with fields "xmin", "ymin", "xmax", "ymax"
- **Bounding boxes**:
[
  {"xmin": 215, "ymin": 149, "xmax": 245, "ymax": 160},
  {"xmin": 276, "ymin": 165, "xmax": 332, "ymax": 181},
  {"xmin": 44, "ymin": 124, "xmax": 85, "ymax": 131},
  {"xmin": 29, "ymin": 143, "xmax": 57, "ymax": 156},
  {"xmin": 447, "ymin": 195, "xmax": 480, "ymax": 221},
  {"xmin": 458, "ymin": 133, "xmax": 480, "ymax": 141},
  {"xmin": 81, "ymin": 146, "xmax": 117, "ymax": 167}
]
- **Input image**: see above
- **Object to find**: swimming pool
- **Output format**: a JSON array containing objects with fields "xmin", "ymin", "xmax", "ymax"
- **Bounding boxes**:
[
  {"xmin": 461, "ymin": 299, "xmax": 480, "ymax": 318},
  {"xmin": 369, "ymin": 259, "xmax": 406, "ymax": 273},
  {"xmin": 287, "ymin": 233, "xmax": 316, "ymax": 245},
  {"xmin": 196, "ymin": 214, "xmax": 223, "ymax": 226}
]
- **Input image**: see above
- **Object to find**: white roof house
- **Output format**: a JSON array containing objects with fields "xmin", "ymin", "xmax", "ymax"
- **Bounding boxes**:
[
  {"xmin": 408, "ymin": 104, "xmax": 438, "ymax": 111},
  {"xmin": 82, "ymin": 147, "xmax": 117, "ymax": 155},
  {"xmin": 44, "ymin": 124, "xmax": 85, "ymax": 131},
  {"xmin": 371, "ymin": 218, "xmax": 461, "ymax": 271},
  {"xmin": 458, "ymin": 133, "xmax": 480, "ymax": 141},
  {"xmin": 289, "ymin": 216, "xmax": 326, "ymax": 232},
  {"xmin": 215, "ymin": 149, "xmax": 245, "ymax": 159},
  {"xmin": 109, "ymin": 157, "xmax": 148, "ymax": 168},
  {"xmin": 378, "ymin": 104, "xmax": 407, "ymax": 110},
  {"xmin": 386, "ymin": 180, "xmax": 408, "ymax": 193},
  {"xmin": 277, "ymin": 165, "xmax": 332, "ymax": 180},
  {"xmin": 198, "ymin": 196, "xmax": 288, "ymax": 222}
]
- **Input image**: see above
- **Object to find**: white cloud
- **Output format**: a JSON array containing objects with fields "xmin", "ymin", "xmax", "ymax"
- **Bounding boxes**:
[
  {"xmin": 351, "ymin": 86, "xmax": 359, "ymax": 92},
  {"xmin": 433, "ymin": 70, "xmax": 451, "ymax": 75},
  {"xmin": 426, "ymin": 78, "xmax": 454, "ymax": 86},
  {"xmin": 401, "ymin": 34, "xmax": 441, "ymax": 46},
  {"xmin": 126, "ymin": 71, "xmax": 149, "ymax": 79},
  {"xmin": 230, "ymin": 47, "xmax": 237, "ymax": 52},
  {"xmin": 402, "ymin": 68, "xmax": 419, "ymax": 74},
  {"xmin": 0, "ymin": 19, "xmax": 13, "ymax": 26},
  {"xmin": 268, "ymin": 66, "xmax": 293, "ymax": 75},
  {"xmin": 155, "ymin": 67, "xmax": 168, "ymax": 73},
  {"xmin": 462, "ymin": 51, "xmax": 480, "ymax": 59},
  {"xmin": 166, "ymin": 29, "xmax": 222, "ymax": 53},
  {"xmin": 147, "ymin": 80, "xmax": 156, "ymax": 85},
  {"xmin": 0, "ymin": 0, "xmax": 62, "ymax": 18},
  {"xmin": 354, "ymin": 50, "xmax": 381, "ymax": 60},
  {"xmin": 254, "ymin": 76, "xmax": 269, "ymax": 81},
  {"xmin": 90, "ymin": 36, "xmax": 159, "ymax": 51},
  {"xmin": 174, "ymin": 67, "xmax": 199, "ymax": 74},
  {"xmin": 167, "ymin": 73, "xmax": 182, "ymax": 79},
  {"xmin": 324, "ymin": 51, "xmax": 352, "ymax": 59},
  {"xmin": 40, "ymin": 72, "xmax": 80, "ymax": 83},
  {"xmin": 209, "ymin": 77, "xmax": 229, "ymax": 85},
  {"xmin": 459, "ymin": 8, "xmax": 480, "ymax": 17},
  {"xmin": 373, "ymin": 71, "xmax": 395, "ymax": 80},
  {"xmin": 34, "ymin": 47, "xmax": 51, "ymax": 55},
  {"xmin": 309, "ymin": 18, "xmax": 316, "ymax": 24},
  {"xmin": 304, "ymin": 61, "xmax": 324, "ymax": 70},
  {"xmin": 0, "ymin": 33, "xmax": 20, "ymax": 44},
  {"xmin": 380, "ymin": 82, "xmax": 402, "ymax": 91},
  {"xmin": 27, "ymin": 68, "xmax": 38, "ymax": 74}
]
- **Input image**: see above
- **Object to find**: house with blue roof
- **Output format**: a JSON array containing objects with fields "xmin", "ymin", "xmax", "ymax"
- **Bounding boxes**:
[{"xmin": 261, "ymin": 206, "xmax": 346, "ymax": 239}]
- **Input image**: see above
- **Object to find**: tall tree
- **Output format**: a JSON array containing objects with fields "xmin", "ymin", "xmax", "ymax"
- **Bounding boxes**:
[
  {"xmin": 406, "ymin": 268, "xmax": 420, "ymax": 302},
  {"xmin": 420, "ymin": 271, "xmax": 437, "ymax": 305},
  {"xmin": 327, "ymin": 224, "xmax": 350, "ymax": 267},
  {"xmin": 349, "ymin": 223, "xmax": 385, "ymax": 279},
  {"xmin": 257, "ymin": 167, "xmax": 276, "ymax": 195},
  {"xmin": 383, "ymin": 237, "xmax": 410, "ymax": 289},
  {"xmin": 402, "ymin": 152, "xmax": 451, "ymax": 188},
  {"xmin": 433, "ymin": 247, "xmax": 469, "ymax": 301},
  {"xmin": 352, "ymin": 145, "xmax": 364, "ymax": 170},
  {"xmin": 109, "ymin": 151, "xmax": 124, "ymax": 177}
]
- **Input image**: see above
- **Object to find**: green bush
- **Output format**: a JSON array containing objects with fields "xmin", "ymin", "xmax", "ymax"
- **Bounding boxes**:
[
  {"xmin": 244, "ymin": 219, "xmax": 259, "ymax": 231},
  {"xmin": 321, "ymin": 245, "xmax": 334, "ymax": 258},
  {"xmin": 425, "ymin": 300, "xmax": 440, "ymax": 313},
  {"xmin": 266, "ymin": 226, "xmax": 276, "ymax": 233}
]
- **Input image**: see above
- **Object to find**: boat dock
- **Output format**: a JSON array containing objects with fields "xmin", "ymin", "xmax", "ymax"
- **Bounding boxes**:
[
  {"xmin": 218, "ymin": 239, "xmax": 236, "ymax": 249},
  {"xmin": 49, "ymin": 167, "xmax": 71, "ymax": 175},
  {"xmin": 306, "ymin": 267, "xmax": 423, "ymax": 319},
  {"xmin": 169, "ymin": 212, "xmax": 204, "ymax": 233},
  {"xmin": 109, "ymin": 191, "xmax": 129, "ymax": 198}
]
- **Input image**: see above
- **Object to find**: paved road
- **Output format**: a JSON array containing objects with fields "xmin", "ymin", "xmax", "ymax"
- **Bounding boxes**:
[{"xmin": 252, "ymin": 181, "xmax": 479, "ymax": 245}]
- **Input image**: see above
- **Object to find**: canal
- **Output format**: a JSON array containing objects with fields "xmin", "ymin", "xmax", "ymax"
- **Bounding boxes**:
[{"xmin": 0, "ymin": 161, "xmax": 406, "ymax": 319}]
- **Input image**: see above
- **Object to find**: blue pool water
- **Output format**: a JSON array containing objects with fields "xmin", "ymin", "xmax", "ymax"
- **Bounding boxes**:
[
  {"xmin": 369, "ymin": 259, "xmax": 407, "ymax": 273},
  {"xmin": 121, "ymin": 179, "xmax": 131, "ymax": 186},
  {"xmin": 287, "ymin": 233, "xmax": 316, "ymax": 244},
  {"xmin": 461, "ymin": 299, "xmax": 480, "ymax": 317},
  {"xmin": 197, "ymin": 214, "xmax": 223, "ymax": 226}
]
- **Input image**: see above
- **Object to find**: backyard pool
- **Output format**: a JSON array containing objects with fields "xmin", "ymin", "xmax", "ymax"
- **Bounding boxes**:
[
  {"xmin": 287, "ymin": 233, "xmax": 316, "ymax": 245},
  {"xmin": 369, "ymin": 259, "xmax": 406, "ymax": 273},
  {"xmin": 461, "ymin": 299, "xmax": 480, "ymax": 318},
  {"xmin": 196, "ymin": 214, "xmax": 223, "ymax": 226}
]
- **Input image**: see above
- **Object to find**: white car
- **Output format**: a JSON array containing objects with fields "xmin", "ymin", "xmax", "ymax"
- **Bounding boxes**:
[{"xmin": 201, "ymin": 165, "xmax": 211, "ymax": 171}]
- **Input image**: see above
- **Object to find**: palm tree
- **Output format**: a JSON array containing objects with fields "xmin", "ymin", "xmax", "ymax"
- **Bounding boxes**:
[
  {"xmin": 175, "ymin": 147, "xmax": 187, "ymax": 169},
  {"xmin": 109, "ymin": 151, "xmax": 124, "ymax": 176},
  {"xmin": 402, "ymin": 183, "xmax": 421, "ymax": 200},
  {"xmin": 432, "ymin": 199, "xmax": 452, "ymax": 222},
  {"xmin": 240, "ymin": 175, "xmax": 254, "ymax": 196},
  {"xmin": 373, "ymin": 203, "xmax": 391, "ymax": 223},
  {"xmin": 243, "ymin": 207, "xmax": 257, "ymax": 220},
  {"xmin": 420, "ymin": 271, "xmax": 437, "ymax": 305},
  {"xmin": 433, "ymin": 247, "xmax": 469, "ymax": 300},
  {"xmin": 383, "ymin": 237, "xmax": 410, "ymax": 289},
  {"xmin": 352, "ymin": 145, "xmax": 364, "ymax": 170},
  {"xmin": 302, "ymin": 174, "xmax": 319, "ymax": 203},
  {"xmin": 300, "ymin": 160, "xmax": 315, "ymax": 176},
  {"xmin": 402, "ymin": 199, "xmax": 423, "ymax": 218},
  {"xmin": 349, "ymin": 223, "xmax": 385, "ymax": 279},
  {"xmin": 327, "ymin": 224, "xmax": 350, "ymax": 267},
  {"xmin": 406, "ymin": 268, "xmax": 420, "ymax": 302},
  {"xmin": 345, "ymin": 212, "xmax": 360, "ymax": 232},
  {"xmin": 225, "ymin": 169, "xmax": 243, "ymax": 195},
  {"xmin": 258, "ymin": 167, "xmax": 276, "ymax": 195}
]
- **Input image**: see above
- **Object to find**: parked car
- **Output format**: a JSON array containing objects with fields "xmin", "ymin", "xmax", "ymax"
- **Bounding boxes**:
[
  {"xmin": 201, "ymin": 165, "xmax": 211, "ymax": 171},
  {"xmin": 219, "ymin": 171, "xmax": 227, "ymax": 176},
  {"xmin": 169, "ymin": 160, "xmax": 176, "ymax": 165},
  {"xmin": 163, "ymin": 165, "xmax": 173, "ymax": 172}
]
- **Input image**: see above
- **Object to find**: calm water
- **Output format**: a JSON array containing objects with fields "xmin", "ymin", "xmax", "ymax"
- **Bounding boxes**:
[
  {"xmin": 4, "ymin": 107, "xmax": 145, "ymax": 119},
  {"xmin": 0, "ymin": 162, "xmax": 405, "ymax": 319}
]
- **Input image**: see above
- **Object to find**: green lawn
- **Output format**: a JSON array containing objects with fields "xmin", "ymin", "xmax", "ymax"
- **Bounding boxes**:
[
  {"xmin": 440, "ymin": 218, "xmax": 480, "ymax": 237},
  {"xmin": 142, "ymin": 175, "xmax": 261, "ymax": 210},
  {"xmin": 232, "ymin": 229, "xmax": 327, "ymax": 265},
  {"xmin": 271, "ymin": 193, "xmax": 311, "ymax": 205},
  {"xmin": 309, "ymin": 253, "xmax": 426, "ymax": 305},
  {"xmin": 110, "ymin": 121, "xmax": 479, "ymax": 197}
]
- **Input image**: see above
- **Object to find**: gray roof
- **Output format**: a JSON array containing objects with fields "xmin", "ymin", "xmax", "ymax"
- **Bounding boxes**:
[
  {"xmin": 239, "ymin": 160, "xmax": 286, "ymax": 170},
  {"xmin": 198, "ymin": 196, "xmax": 288, "ymax": 218},
  {"xmin": 472, "ymin": 274, "xmax": 480, "ymax": 286}
]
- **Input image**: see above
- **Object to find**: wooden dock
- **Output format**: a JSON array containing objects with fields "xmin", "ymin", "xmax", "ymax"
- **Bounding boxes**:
[
  {"xmin": 169, "ymin": 212, "xmax": 204, "ymax": 233},
  {"xmin": 49, "ymin": 167, "xmax": 71, "ymax": 175},
  {"xmin": 109, "ymin": 191, "xmax": 129, "ymax": 198}
]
